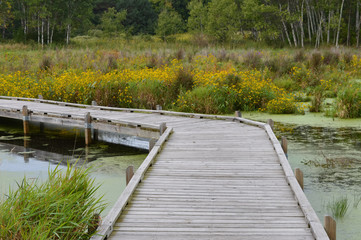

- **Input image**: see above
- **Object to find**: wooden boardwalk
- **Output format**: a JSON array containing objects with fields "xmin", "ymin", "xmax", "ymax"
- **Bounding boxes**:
[{"xmin": 0, "ymin": 97, "xmax": 329, "ymax": 240}]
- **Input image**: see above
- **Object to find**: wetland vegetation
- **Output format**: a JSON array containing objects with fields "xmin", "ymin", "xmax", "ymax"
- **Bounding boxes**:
[{"xmin": 1, "ymin": 0, "xmax": 361, "ymax": 239}]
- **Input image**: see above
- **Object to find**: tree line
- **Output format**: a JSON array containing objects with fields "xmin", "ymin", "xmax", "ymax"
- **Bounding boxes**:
[{"xmin": 1, "ymin": 0, "xmax": 361, "ymax": 47}]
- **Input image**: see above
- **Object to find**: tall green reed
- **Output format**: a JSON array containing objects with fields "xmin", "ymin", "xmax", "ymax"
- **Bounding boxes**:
[{"xmin": 0, "ymin": 164, "xmax": 105, "ymax": 240}]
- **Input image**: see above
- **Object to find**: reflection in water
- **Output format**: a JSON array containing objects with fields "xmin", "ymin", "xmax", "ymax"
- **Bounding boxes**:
[
  {"xmin": 0, "ymin": 118, "xmax": 147, "ymax": 216},
  {"xmin": 273, "ymin": 122, "xmax": 361, "ymax": 240}
]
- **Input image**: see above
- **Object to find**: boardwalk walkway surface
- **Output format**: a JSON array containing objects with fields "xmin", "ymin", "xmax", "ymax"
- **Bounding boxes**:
[{"xmin": 0, "ymin": 97, "xmax": 329, "ymax": 240}]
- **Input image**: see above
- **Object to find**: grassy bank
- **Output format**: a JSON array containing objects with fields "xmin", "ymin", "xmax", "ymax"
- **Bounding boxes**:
[
  {"xmin": 0, "ymin": 164, "xmax": 105, "ymax": 240},
  {"xmin": 1, "ymin": 36, "xmax": 361, "ymax": 118}
]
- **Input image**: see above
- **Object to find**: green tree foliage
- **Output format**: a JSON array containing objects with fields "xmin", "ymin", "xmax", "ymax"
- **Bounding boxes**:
[
  {"xmin": 241, "ymin": 0, "xmax": 280, "ymax": 42},
  {"xmin": 100, "ymin": 7, "xmax": 126, "ymax": 36},
  {"xmin": 0, "ymin": 0, "xmax": 13, "ymax": 38},
  {"xmin": 117, "ymin": 0, "xmax": 157, "ymax": 34},
  {"xmin": 156, "ymin": 7, "xmax": 185, "ymax": 39},
  {"xmin": 187, "ymin": 0, "xmax": 207, "ymax": 33},
  {"xmin": 3, "ymin": 0, "xmax": 361, "ymax": 47},
  {"xmin": 206, "ymin": 0, "xmax": 239, "ymax": 42}
]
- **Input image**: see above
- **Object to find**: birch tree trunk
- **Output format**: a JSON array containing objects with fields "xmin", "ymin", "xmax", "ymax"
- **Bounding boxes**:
[
  {"xmin": 47, "ymin": 18, "xmax": 50, "ymax": 45},
  {"xmin": 300, "ymin": 0, "xmax": 305, "ymax": 47},
  {"xmin": 66, "ymin": 24, "xmax": 71, "ymax": 45},
  {"xmin": 357, "ymin": 1, "xmax": 361, "ymax": 47},
  {"xmin": 336, "ymin": 0, "xmax": 345, "ymax": 47},
  {"xmin": 41, "ymin": 19, "xmax": 44, "ymax": 47}
]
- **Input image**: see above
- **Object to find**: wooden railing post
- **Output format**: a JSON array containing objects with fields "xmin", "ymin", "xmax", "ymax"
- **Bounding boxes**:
[
  {"xmin": 235, "ymin": 111, "xmax": 242, "ymax": 118},
  {"xmin": 92, "ymin": 101, "xmax": 97, "ymax": 106},
  {"xmin": 324, "ymin": 216, "xmax": 336, "ymax": 240},
  {"xmin": 22, "ymin": 105, "xmax": 30, "ymax": 135},
  {"xmin": 160, "ymin": 122, "xmax": 166, "ymax": 135},
  {"xmin": 267, "ymin": 119, "xmax": 274, "ymax": 130},
  {"xmin": 281, "ymin": 136, "xmax": 288, "ymax": 158},
  {"xmin": 156, "ymin": 105, "xmax": 162, "ymax": 110},
  {"xmin": 294, "ymin": 168, "xmax": 304, "ymax": 190},
  {"xmin": 149, "ymin": 138, "xmax": 157, "ymax": 152},
  {"xmin": 126, "ymin": 166, "xmax": 134, "ymax": 185},
  {"xmin": 85, "ymin": 112, "xmax": 92, "ymax": 145}
]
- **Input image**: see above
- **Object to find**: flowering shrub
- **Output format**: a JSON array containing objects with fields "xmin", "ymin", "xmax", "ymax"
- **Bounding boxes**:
[
  {"xmin": 266, "ymin": 94, "xmax": 297, "ymax": 114},
  {"xmin": 0, "ymin": 55, "xmax": 295, "ymax": 114}
]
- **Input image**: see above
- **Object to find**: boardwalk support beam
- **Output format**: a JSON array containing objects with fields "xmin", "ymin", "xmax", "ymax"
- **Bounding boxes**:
[
  {"xmin": 324, "ymin": 215, "xmax": 336, "ymax": 240},
  {"xmin": 126, "ymin": 166, "xmax": 134, "ymax": 185},
  {"xmin": 295, "ymin": 168, "xmax": 304, "ymax": 190},
  {"xmin": 22, "ymin": 105, "xmax": 30, "ymax": 135},
  {"xmin": 85, "ymin": 112, "xmax": 92, "ymax": 145}
]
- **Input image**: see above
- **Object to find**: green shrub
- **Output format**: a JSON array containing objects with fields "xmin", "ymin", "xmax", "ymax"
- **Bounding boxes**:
[
  {"xmin": 0, "ymin": 165, "xmax": 105, "ymax": 239},
  {"xmin": 336, "ymin": 83, "xmax": 361, "ymax": 118},
  {"xmin": 273, "ymin": 77, "xmax": 297, "ymax": 91},
  {"xmin": 266, "ymin": 94, "xmax": 297, "ymax": 114},
  {"xmin": 310, "ymin": 51, "xmax": 322, "ymax": 71},
  {"xmin": 309, "ymin": 86, "xmax": 324, "ymax": 112},
  {"xmin": 243, "ymin": 51, "xmax": 263, "ymax": 69},
  {"xmin": 129, "ymin": 80, "xmax": 171, "ymax": 109},
  {"xmin": 323, "ymin": 50, "xmax": 340, "ymax": 66},
  {"xmin": 294, "ymin": 50, "xmax": 306, "ymax": 62},
  {"xmin": 175, "ymin": 85, "xmax": 237, "ymax": 114}
]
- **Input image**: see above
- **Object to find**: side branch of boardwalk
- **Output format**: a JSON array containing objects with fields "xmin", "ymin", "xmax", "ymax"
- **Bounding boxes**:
[{"xmin": 0, "ymin": 97, "xmax": 330, "ymax": 240}]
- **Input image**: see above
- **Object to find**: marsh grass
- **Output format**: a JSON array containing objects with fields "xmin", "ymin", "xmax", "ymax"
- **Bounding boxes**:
[
  {"xmin": 0, "ymin": 164, "xmax": 105, "ymax": 239},
  {"xmin": 302, "ymin": 152, "xmax": 355, "ymax": 168},
  {"xmin": 327, "ymin": 196, "xmax": 350, "ymax": 218},
  {"xmin": 353, "ymin": 194, "xmax": 361, "ymax": 208}
]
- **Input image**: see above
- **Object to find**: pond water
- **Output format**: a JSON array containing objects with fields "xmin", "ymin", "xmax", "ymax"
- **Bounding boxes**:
[
  {"xmin": 1, "ymin": 113, "xmax": 361, "ymax": 239},
  {"xmin": 243, "ymin": 112, "xmax": 361, "ymax": 240},
  {"xmin": 0, "ymin": 118, "xmax": 147, "ymax": 216}
]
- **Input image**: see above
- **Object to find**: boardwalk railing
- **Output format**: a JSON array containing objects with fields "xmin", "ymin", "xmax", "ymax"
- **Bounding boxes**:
[
  {"xmin": 91, "ymin": 127, "xmax": 173, "ymax": 239},
  {"xmin": 0, "ymin": 96, "xmax": 329, "ymax": 239}
]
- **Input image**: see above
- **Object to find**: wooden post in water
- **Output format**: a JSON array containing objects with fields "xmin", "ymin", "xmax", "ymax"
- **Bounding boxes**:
[
  {"xmin": 281, "ymin": 136, "xmax": 288, "ymax": 158},
  {"xmin": 126, "ymin": 166, "xmax": 134, "ymax": 185},
  {"xmin": 85, "ymin": 112, "xmax": 92, "ymax": 145},
  {"xmin": 267, "ymin": 119, "xmax": 274, "ymax": 130},
  {"xmin": 149, "ymin": 138, "xmax": 157, "ymax": 151},
  {"xmin": 23, "ymin": 136, "xmax": 30, "ymax": 163},
  {"xmin": 160, "ymin": 122, "xmax": 167, "ymax": 135},
  {"xmin": 235, "ymin": 111, "xmax": 242, "ymax": 118},
  {"xmin": 324, "ymin": 216, "xmax": 336, "ymax": 240},
  {"xmin": 22, "ymin": 105, "xmax": 30, "ymax": 135},
  {"xmin": 294, "ymin": 168, "xmax": 304, "ymax": 190}
]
